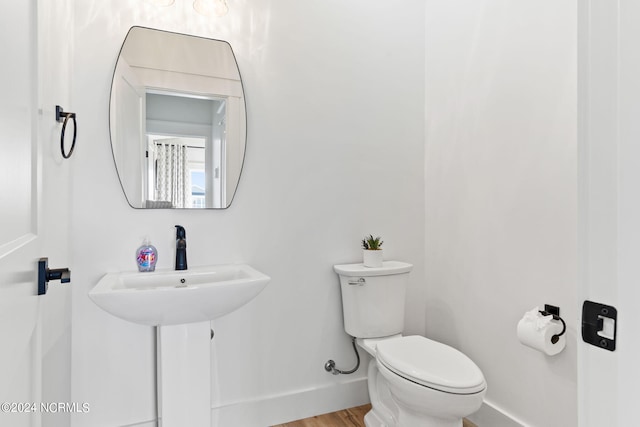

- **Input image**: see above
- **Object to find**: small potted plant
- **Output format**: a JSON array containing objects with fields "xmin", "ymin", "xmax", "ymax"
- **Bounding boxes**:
[{"xmin": 362, "ymin": 234, "xmax": 384, "ymax": 267}]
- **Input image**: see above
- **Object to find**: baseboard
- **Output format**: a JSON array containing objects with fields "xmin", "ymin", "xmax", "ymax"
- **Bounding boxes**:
[
  {"xmin": 120, "ymin": 420, "xmax": 156, "ymax": 427},
  {"xmin": 211, "ymin": 377, "xmax": 370, "ymax": 427},
  {"xmin": 118, "ymin": 382, "xmax": 525, "ymax": 427},
  {"xmin": 467, "ymin": 400, "xmax": 526, "ymax": 427}
]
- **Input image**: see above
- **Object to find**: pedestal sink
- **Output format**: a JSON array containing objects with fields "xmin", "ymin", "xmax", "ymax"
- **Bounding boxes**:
[
  {"xmin": 89, "ymin": 264, "xmax": 270, "ymax": 325},
  {"xmin": 89, "ymin": 264, "xmax": 270, "ymax": 427}
]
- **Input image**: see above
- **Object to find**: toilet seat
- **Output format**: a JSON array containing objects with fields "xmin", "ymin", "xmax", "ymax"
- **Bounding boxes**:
[{"xmin": 376, "ymin": 335, "xmax": 486, "ymax": 395}]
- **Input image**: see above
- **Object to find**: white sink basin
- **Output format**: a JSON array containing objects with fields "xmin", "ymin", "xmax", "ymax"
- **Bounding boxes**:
[{"xmin": 89, "ymin": 264, "xmax": 270, "ymax": 326}]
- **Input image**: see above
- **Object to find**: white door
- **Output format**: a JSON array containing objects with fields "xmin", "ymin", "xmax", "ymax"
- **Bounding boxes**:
[
  {"xmin": 0, "ymin": 1, "xmax": 72, "ymax": 427},
  {"xmin": 579, "ymin": 1, "xmax": 640, "ymax": 425}
]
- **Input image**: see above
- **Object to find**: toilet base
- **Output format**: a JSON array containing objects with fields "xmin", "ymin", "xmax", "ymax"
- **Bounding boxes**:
[
  {"xmin": 364, "ymin": 358, "xmax": 397, "ymax": 427},
  {"xmin": 364, "ymin": 404, "xmax": 466, "ymax": 427},
  {"xmin": 363, "ymin": 409, "xmax": 388, "ymax": 427},
  {"xmin": 396, "ymin": 408, "xmax": 463, "ymax": 427},
  {"xmin": 362, "ymin": 358, "xmax": 466, "ymax": 427},
  {"xmin": 365, "ymin": 405, "xmax": 463, "ymax": 427}
]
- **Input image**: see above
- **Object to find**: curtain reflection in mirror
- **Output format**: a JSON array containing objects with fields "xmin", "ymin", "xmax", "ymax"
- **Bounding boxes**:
[{"xmin": 153, "ymin": 141, "xmax": 191, "ymax": 208}]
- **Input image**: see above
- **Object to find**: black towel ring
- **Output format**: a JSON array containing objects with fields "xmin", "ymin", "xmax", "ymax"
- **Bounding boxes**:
[{"xmin": 56, "ymin": 105, "xmax": 77, "ymax": 159}]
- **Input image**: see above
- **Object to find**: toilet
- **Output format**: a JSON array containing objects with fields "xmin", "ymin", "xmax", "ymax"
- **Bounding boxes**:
[{"xmin": 334, "ymin": 261, "xmax": 486, "ymax": 427}]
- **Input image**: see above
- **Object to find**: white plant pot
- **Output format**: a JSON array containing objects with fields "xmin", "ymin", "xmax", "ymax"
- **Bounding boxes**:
[{"xmin": 363, "ymin": 249, "xmax": 383, "ymax": 268}]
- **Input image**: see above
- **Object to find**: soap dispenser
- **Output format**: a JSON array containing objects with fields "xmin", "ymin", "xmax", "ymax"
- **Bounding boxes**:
[
  {"xmin": 175, "ymin": 225, "xmax": 187, "ymax": 271},
  {"xmin": 136, "ymin": 238, "xmax": 158, "ymax": 272}
]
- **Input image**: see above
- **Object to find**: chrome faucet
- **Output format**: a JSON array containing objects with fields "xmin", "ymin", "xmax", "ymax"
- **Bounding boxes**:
[{"xmin": 175, "ymin": 225, "xmax": 187, "ymax": 270}]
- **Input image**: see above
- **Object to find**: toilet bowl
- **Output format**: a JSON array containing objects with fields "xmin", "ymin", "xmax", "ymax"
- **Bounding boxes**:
[
  {"xmin": 375, "ymin": 335, "xmax": 485, "ymax": 427},
  {"xmin": 334, "ymin": 261, "xmax": 486, "ymax": 427}
]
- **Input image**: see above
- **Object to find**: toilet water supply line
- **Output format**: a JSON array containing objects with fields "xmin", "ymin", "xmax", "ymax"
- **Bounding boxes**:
[{"xmin": 324, "ymin": 337, "xmax": 360, "ymax": 375}]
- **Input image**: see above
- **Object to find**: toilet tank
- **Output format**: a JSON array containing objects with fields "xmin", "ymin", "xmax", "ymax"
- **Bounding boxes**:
[{"xmin": 334, "ymin": 261, "xmax": 413, "ymax": 338}]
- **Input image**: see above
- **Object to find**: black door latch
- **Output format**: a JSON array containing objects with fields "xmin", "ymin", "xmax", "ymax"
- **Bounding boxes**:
[{"xmin": 582, "ymin": 300, "xmax": 617, "ymax": 351}]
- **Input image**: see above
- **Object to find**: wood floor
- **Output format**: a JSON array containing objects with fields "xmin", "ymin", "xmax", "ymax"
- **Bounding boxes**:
[
  {"xmin": 272, "ymin": 404, "xmax": 479, "ymax": 427},
  {"xmin": 273, "ymin": 404, "xmax": 370, "ymax": 427}
]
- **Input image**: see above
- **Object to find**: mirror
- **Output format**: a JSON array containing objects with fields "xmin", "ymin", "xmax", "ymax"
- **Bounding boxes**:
[{"xmin": 109, "ymin": 27, "xmax": 246, "ymax": 209}]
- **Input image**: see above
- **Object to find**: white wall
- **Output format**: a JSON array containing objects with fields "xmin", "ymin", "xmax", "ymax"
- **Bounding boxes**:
[
  {"xmin": 70, "ymin": 1, "xmax": 425, "ymax": 426},
  {"xmin": 424, "ymin": 2, "xmax": 577, "ymax": 426}
]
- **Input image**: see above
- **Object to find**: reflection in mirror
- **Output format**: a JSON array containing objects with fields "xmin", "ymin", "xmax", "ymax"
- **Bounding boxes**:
[{"xmin": 109, "ymin": 27, "xmax": 246, "ymax": 209}]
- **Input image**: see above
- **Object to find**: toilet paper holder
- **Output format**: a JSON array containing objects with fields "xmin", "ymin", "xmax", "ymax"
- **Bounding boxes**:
[{"xmin": 539, "ymin": 304, "xmax": 566, "ymax": 344}]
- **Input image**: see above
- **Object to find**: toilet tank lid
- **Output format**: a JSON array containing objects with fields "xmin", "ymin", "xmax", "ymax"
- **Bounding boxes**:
[{"xmin": 333, "ymin": 261, "xmax": 413, "ymax": 277}]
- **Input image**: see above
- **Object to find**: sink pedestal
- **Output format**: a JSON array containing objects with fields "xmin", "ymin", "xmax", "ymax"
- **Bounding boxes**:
[{"xmin": 158, "ymin": 322, "xmax": 211, "ymax": 427}]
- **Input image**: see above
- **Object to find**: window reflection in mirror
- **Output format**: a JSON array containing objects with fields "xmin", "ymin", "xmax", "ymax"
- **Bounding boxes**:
[{"xmin": 109, "ymin": 27, "xmax": 246, "ymax": 209}]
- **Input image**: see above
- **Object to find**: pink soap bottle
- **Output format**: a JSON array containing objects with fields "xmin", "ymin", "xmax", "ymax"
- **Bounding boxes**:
[{"xmin": 136, "ymin": 238, "xmax": 158, "ymax": 272}]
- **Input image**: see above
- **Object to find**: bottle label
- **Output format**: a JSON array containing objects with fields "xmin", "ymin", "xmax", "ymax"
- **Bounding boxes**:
[{"xmin": 137, "ymin": 247, "xmax": 156, "ymax": 268}]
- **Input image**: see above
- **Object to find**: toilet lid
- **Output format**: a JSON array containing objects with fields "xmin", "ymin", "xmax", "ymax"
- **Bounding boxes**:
[{"xmin": 376, "ymin": 336, "xmax": 486, "ymax": 394}]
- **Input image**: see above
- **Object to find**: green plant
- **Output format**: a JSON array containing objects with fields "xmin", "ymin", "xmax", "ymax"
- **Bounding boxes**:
[{"xmin": 362, "ymin": 234, "xmax": 383, "ymax": 250}]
